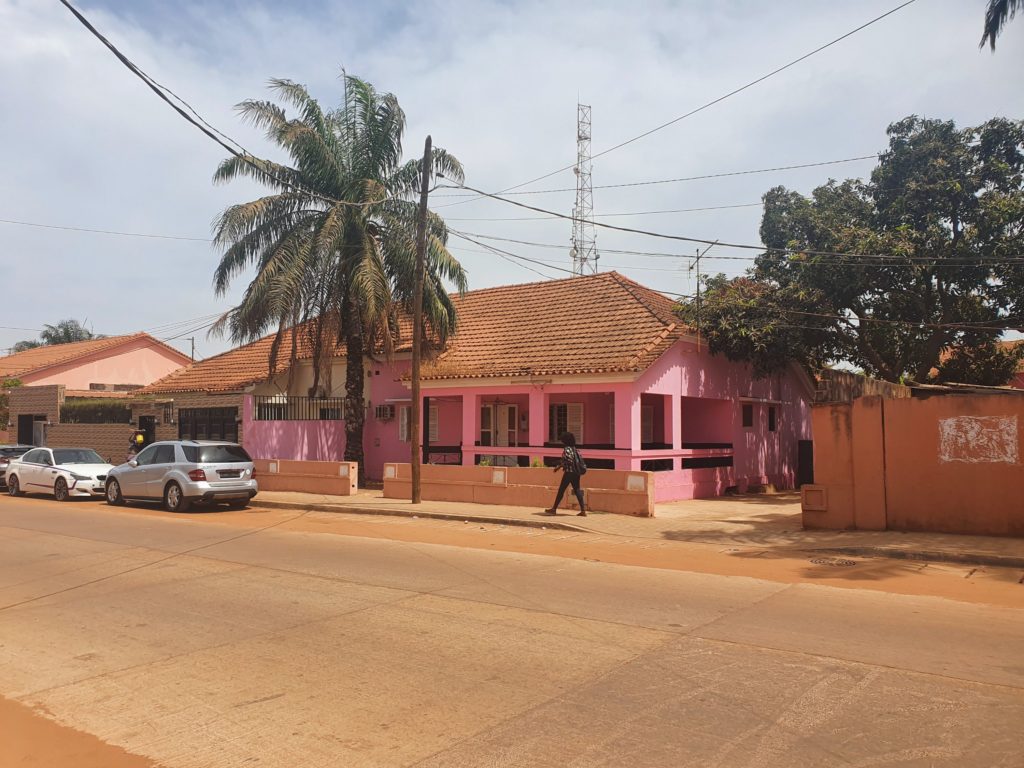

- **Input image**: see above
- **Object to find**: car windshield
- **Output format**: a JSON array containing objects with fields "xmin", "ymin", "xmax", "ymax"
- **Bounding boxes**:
[
  {"xmin": 182, "ymin": 444, "xmax": 252, "ymax": 464},
  {"xmin": 53, "ymin": 449, "xmax": 105, "ymax": 465}
]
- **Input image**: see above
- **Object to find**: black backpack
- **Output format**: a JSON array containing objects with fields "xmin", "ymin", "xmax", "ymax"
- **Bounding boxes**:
[{"xmin": 573, "ymin": 447, "xmax": 587, "ymax": 475}]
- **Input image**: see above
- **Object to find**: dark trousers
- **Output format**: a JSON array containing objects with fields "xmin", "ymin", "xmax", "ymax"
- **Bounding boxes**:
[{"xmin": 552, "ymin": 471, "xmax": 585, "ymax": 510}]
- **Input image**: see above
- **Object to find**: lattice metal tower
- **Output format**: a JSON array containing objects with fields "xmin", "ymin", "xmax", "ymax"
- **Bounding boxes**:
[{"xmin": 571, "ymin": 103, "xmax": 598, "ymax": 275}]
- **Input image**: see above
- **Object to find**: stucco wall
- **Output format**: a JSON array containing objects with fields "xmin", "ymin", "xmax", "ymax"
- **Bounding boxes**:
[
  {"xmin": 22, "ymin": 338, "xmax": 189, "ymax": 389},
  {"xmin": 804, "ymin": 394, "xmax": 1024, "ymax": 536}
]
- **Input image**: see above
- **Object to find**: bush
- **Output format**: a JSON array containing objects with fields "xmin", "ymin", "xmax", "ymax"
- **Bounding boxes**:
[{"xmin": 60, "ymin": 399, "xmax": 131, "ymax": 424}]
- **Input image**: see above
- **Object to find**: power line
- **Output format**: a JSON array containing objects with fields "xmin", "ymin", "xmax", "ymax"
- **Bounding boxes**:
[
  {"xmin": 451, "ymin": 0, "xmax": 917, "ymax": 205},
  {"xmin": 450, "ymin": 229, "xmax": 1024, "ymax": 267},
  {"xmin": 0, "ymin": 217, "xmax": 212, "ymax": 242},
  {"xmin": 57, "ymin": 0, "xmax": 383, "ymax": 210},
  {"xmin": 433, "ymin": 156, "xmax": 877, "ymax": 199},
  {"xmin": 445, "ymin": 202, "xmax": 765, "ymax": 222},
  {"xmin": 442, "ymin": 182, "xmax": 1024, "ymax": 264}
]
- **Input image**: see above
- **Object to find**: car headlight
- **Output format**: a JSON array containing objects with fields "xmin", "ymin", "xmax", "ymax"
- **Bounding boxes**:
[{"xmin": 70, "ymin": 473, "xmax": 91, "ymax": 481}]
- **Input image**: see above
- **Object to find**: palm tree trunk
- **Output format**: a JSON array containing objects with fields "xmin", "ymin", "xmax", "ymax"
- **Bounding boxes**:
[{"xmin": 343, "ymin": 300, "xmax": 366, "ymax": 474}]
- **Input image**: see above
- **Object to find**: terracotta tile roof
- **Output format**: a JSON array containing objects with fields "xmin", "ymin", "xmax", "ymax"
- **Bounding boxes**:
[
  {"xmin": 138, "ymin": 331, "xmax": 302, "ymax": 394},
  {"xmin": 419, "ymin": 272, "xmax": 686, "ymax": 380},
  {"xmin": 0, "ymin": 333, "xmax": 188, "ymax": 379},
  {"xmin": 140, "ymin": 272, "xmax": 687, "ymax": 393}
]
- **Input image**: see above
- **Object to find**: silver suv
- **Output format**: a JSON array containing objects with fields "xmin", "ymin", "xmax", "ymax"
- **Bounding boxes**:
[{"xmin": 105, "ymin": 440, "xmax": 258, "ymax": 512}]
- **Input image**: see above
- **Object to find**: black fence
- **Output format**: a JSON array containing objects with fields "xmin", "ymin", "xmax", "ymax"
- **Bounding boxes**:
[{"xmin": 253, "ymin": 395, "xmax": 346, "ymax": 421}]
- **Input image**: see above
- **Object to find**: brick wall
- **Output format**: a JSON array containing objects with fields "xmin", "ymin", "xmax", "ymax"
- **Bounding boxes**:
[
  {"xmin": 7, "ymin": 385, "xmax": 63, "ymax": 443},
  {"xmin": 46, "ymin": 424, "xmax": 134, "ymax": 465}
]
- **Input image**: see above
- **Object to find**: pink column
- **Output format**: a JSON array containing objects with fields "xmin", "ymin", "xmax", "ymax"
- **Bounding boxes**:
[
  {"xmin": 667, "ymin": 395, "xmax": 681, "ymax": 450},
  {"xmin": 528, "ymin": 389, "xmax": 546, "ymax": 447},
  {"xmin": 613, "ymin": 387, "xmax": 642, "ymax": 470},
  {"xmin": 461, "ymin": 394, "xmax": 477, "ymax": 465}
]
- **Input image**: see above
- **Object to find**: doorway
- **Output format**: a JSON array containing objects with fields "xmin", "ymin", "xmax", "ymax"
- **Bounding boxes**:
[
  {"xmin": 17, "ymin": 414, "xmax": 46, "ymax": 445},
  {"xmin": 139, "ymin": 415, "xmax": 157, "ymax": 447}
]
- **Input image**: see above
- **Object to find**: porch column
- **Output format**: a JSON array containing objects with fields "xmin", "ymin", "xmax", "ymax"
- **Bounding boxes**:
[
  {"xmin": 527, "ymin": 389, "xmax": 546, "ymax": 447},
  {"xmin": 461, "ymin": 394, "xmax": 477, "ymax": 466},
  {"xmin": 613, "ymin": 387, "xmax": 642, "ymax": 470},
  {"xmin": 667, "ymin": 394, "xmax": 681, "ymax": 449}
]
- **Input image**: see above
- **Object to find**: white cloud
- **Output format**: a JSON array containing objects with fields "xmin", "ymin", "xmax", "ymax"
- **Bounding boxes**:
[{"xmin": 1, "ymin": 0, "xmax": 1021, "ymax": 357}]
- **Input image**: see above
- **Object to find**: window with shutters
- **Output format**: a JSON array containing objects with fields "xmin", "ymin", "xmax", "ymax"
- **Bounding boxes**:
[
  {"xmin": 768, "ymin": 406, "xmax": 777, "ymax": 433},
  {"xmin": 548, "ymin": 403, "xmax": 583, "ymax": 443}
]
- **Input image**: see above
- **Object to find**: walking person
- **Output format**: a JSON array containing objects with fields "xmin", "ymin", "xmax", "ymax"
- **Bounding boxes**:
[{"xmin": 543, "ymin": 432, "xmax": 587, "ymax": 517}]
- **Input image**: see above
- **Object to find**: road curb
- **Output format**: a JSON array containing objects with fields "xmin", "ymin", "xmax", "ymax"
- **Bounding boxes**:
[
  {"xmin": 250, "ymin": 499, "xmax": 589, "ymax": 532},
  {"xmin": 809, "ymin": 546, "xmax": 1024, "ymax": 570},
  {"xmin": 251, "ymin": 500, "xmax": 1023, "ymax": 568}
]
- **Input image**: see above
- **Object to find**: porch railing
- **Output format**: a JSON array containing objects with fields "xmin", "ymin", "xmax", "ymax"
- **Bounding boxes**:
[{"xmin": 253, "ymin": 395, "xmax": 346, "ymax": 421}]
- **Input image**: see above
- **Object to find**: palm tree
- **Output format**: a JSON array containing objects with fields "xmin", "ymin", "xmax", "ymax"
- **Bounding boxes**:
[
  {"xmin": 981, "ymin": 0, "xmax": 1022, "ymax": 50},
  {"xmin": 211, "ymin": 74, "xmax": 467, "ymax": 471}
]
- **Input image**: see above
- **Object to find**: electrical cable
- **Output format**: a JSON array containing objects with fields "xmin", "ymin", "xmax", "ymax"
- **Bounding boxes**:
[
  {"xmin": 57, "ymin": 0, "xmax": 386, "ymax": 210},
  {"xmin": 442, "ymin": 183, "xmax": 1024, "ymax": 264},
  {"xmin": 433, "ymin": 156, "xmax": 877, "ymax": 199},
  {"xmin": 446, "ymin": 0, "xmax": 918, "ymax": 206}
]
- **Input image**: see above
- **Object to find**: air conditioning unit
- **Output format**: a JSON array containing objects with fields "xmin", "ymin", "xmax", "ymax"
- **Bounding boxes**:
[{"xmin": 374, "ymin": 404, "xmax": 396, "ymax": 421}]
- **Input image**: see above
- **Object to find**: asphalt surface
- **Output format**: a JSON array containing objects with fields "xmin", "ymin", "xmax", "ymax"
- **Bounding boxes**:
[{"xmin": 1, "ymin": 495, "xmax": 1022, "ymax": 767}]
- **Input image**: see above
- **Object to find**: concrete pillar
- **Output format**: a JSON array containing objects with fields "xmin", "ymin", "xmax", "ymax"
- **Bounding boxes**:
[
  {"xmin": 528, "ymin": 389, "xmax": 546, "ymax": 447},
  {"xmin": 460, "ymin": 395, "xmax": 477, "ymax": 465},
  {"xmin": 613, "ymin": 387, "xmax": 642, "ymax": 470}
]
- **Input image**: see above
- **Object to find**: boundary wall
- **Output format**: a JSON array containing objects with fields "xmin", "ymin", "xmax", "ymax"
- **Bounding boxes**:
[
  {"xmin": 383, "ymin": 463, "xmax": 655, "ymax": 516},
  {"xmin": 802, "ymin": 394, "xmax": 1024, "ymax": 536}
]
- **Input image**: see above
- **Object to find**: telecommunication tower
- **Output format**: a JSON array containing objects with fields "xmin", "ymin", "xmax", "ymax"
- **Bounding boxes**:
[{"xmin": 570, "ymin": 103, "xmax": 598, "ymax": 275}]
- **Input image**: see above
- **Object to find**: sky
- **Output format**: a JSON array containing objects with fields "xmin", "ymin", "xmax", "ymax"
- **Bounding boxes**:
[{"xmin": 1, "ymin": 0, "xmax": 1022, "ymax": 359}]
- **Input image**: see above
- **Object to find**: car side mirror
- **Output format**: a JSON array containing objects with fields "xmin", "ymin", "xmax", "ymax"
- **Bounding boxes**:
[{"xmin": 129, "ymin": 460, "xmax": 138, "ymax": 468}]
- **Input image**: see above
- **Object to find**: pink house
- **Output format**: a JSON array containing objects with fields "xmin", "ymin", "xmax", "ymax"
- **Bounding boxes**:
[
  {"xmin": 141, "ymin": 273, "xmax": 814, "ymax": 501},
  {"xmin": 2, "ymin": 334, "xmax": 192, "ymax": 445}
]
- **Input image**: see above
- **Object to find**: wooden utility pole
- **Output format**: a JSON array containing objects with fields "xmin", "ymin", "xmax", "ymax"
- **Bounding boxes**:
[{"xmin": 410, "ymin": 135, "xmax": 432, "ymax": 504}]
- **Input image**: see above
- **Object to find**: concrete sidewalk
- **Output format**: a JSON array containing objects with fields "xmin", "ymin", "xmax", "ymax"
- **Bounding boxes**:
[{"xmin": 252, "ymin": 489, "xmax": 1024, "ymax": 570}]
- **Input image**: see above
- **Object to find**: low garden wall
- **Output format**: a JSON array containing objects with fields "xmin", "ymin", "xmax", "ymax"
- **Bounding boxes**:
[
  {"xmin": 253, "ymin": 459, "xmax": 358, "ymax": 496},
  {"xmin": 382, "ymin": 463, "xmax": 655, "ymax": 516}
]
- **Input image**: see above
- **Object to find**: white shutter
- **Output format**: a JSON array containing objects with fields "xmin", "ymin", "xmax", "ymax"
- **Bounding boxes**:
[
  {"xmin": 641, "ymin": 406, "xmax": 654, "ymax": 443},
  {"xmin": 399, "ymin": 406, "xmax": 409, "ymax": 442},
  {"xmin": 567, "ymin": 403, "xmax": 583, "ymax": 443},
  {"xmin": 429, "ymin": 405, "xmax": 438, "ymax": 442}
]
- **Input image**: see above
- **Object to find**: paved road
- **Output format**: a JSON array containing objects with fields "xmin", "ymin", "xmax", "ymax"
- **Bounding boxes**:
[{"xmin": 1, "ymin": 496, "xmax": 1022, "ymax": 767}]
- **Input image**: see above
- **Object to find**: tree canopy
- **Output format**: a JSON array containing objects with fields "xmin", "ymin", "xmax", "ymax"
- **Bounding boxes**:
[
  {"xmin": 13, "ymin": 319, "xmax": 100, "ymax": 352},
  {"xmin": 211, "ymin": 74, "xmax": 467, "ymax": 469},
  {"xmin": 981, "ymin": 0, "xmax": 1022, "ymax": 50},
  {"xmin": 678, "ymin": 116, "xmax": 1024, "ymax": 384}
]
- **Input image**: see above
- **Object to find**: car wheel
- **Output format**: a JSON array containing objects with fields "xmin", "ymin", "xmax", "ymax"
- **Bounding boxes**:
[
  {"xmin": 164, "ymin": 481, "xmax": 190, "ymax": 512},
  {"xmin": 54, "ymin": 477, "xmax": 69, "ymax": 502},
  {"xmin": 7, "ymin": 475, "xmax": 22, "ymax": 497},
  {"xmin": 106, "ymin": 479, "xmax": 125, "ymax": 506}
]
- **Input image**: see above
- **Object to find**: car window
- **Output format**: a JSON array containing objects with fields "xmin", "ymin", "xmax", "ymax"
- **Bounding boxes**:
[
  {"xmin": 22, "ymin": 449, "xmax": 42, "ymax": 463},
  {"xmin": 53, "ymin": 449, "xmax": 104, "ymax": 465},
  {"xmin": 133, "ymin": 446, "xmax": 158, "ymax": 466},
  {"xmin": 182, "ymin": 444, "xmax": 252, "ymax": 463},
  {"xmin": 152, "ymin": 445, "xmax": 176, "ymax": 464},
  {"xmin": 0, "ymin": 447, "xmax": 30, "ymax": 458}
]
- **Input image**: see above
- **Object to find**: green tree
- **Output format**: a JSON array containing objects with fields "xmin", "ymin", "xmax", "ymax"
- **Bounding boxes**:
[
  {"xmin": 13, "ymin": 319, "xmax": 99, "ymax": 352},
  {"xmin": 0, "ymin": 378, "xmax": 22, "ymax": 431},
  {"xmin": 212, "ymin": 75, "xmax": 467, "ymax": 470},
  {"xmin": 685, "ymin": 116, "xmax": 1024, "ymax": 384},
  {"xmin": 980, "ymin": 0, "xmax": 1022, "ymax": 50}
]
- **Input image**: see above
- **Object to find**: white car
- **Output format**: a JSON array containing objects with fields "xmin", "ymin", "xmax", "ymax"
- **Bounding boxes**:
[{"xmin": 5, "ymin": 447, "xmax": 115, "ymax": 501}]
